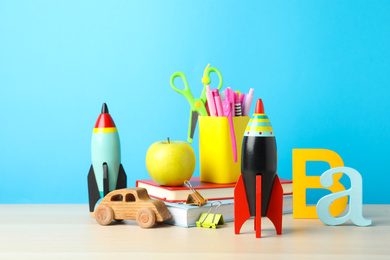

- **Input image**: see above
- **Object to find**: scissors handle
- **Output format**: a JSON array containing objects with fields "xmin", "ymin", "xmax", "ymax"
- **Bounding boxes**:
[
  {"xmin": 170, "ymin": 71, "xmax": 208, "ymax": 143},
  {"xmin": 170, "ymin": 72, "xmax": 194, "ymax": 99},
  {"xmin": 171, "ymin": 71, "xmax": 208, "ymax": 116},
  {"xmin": 201, "ymin": 66, "xmax": 223, "ymax": 102}
]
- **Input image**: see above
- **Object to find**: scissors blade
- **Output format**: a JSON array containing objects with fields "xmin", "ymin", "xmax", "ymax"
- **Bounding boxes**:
[{"xmin": 187, "ymin": 110, "xmax": 199, "ymax": 144}]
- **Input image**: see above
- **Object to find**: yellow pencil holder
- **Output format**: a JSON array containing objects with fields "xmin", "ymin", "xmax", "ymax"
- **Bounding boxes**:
[{"xmin": 199, "ymin": 116, "xmax": 249, "ymax": 184}]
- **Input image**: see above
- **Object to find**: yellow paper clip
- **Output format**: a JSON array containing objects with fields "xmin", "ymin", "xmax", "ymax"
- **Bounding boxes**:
[
  {"xmin": 184, "ymin": 180, "xmax": 208, "ymax": 207},
  {"xmin": 196, "ymin": 201, "xmax": 225, "ymax": 229}
]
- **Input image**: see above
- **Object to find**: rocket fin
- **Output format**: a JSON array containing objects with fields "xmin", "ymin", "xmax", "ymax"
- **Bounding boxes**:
[
  {"xmin": 116, "ymin": 164, "xmax": 127, "ymax": 189},
  {"xmin": 103, "ymin": 163, "xmax": 109, "ymax": 196},
  {"xmin": 87, "ymin": 165, "xmax": 101, "ymax": 212},
  {"xmin": 266, "ymin": 174, "xmax": 283, "ymax": 235},
  {"xmin": 234, "ymin": 175, "xmax": 251, "ymax": 234},
  {"xmin": 255, "ymin": 175, "xmax": 262, "ymax": 238}
]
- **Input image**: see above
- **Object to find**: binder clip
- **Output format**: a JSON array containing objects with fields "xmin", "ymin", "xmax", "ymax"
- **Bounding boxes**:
[
  {"xmin": 184, "ymin": 180, "xmax": 207, "ymax": 207},
  {"xmin": 196, "ymin": 201, "xmax": 225, "ymax": 229}
]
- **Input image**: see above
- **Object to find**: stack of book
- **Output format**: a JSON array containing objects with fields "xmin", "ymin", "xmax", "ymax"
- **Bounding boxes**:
[{"xmin": 136, "ymin": 176, "xmax": 293, "ymax": 227}]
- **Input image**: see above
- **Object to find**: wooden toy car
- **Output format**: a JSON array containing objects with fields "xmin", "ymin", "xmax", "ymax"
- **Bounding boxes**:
[{"xmin": 92, "ymin": 188, "xmax": 172, "ymax": 228}]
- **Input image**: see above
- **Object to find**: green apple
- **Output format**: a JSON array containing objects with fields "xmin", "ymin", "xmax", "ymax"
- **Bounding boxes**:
[{"xmin": 146, "ymin": 138, "xmax": 196, "ymax": 186}]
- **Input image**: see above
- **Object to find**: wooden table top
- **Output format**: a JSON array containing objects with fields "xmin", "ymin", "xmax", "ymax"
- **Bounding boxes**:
[{"xmin": 0, "ymin": 204, "xmax": 389, "ymax": 259}]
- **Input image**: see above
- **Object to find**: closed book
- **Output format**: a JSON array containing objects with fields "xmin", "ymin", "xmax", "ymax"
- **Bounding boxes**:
[
  {"xmin": 165, "ymin": 199, "xmax": 234, "ymax": 227},
  {"xmin": 165, "ymin": 195, "xmax": 293, "ymax": 228},
  {"xmin": 136, "ymin": 176, "xmax": 292, "ymax": 203}
]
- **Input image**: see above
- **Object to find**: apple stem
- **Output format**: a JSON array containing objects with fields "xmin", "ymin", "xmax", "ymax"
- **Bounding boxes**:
[{"xmin": 167, "ymin": 137, "xmax": 170, "ymax": 144}]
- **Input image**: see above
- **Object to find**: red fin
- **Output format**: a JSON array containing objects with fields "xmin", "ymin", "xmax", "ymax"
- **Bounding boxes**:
[{"xmin": 234, "ymin": 175, "xmax": 251, "ymax": 234}]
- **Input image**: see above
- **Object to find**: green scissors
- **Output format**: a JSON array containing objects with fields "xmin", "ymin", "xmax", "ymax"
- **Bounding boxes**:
[{"xmin": 170, "ymin": 65, "xmax": 223, "ymax": 143}]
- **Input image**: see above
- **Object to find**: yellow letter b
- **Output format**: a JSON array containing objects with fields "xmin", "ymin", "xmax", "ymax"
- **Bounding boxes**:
[{"xmin": 292, "ymin": 149, "xmax": 348, "ymax": 219}]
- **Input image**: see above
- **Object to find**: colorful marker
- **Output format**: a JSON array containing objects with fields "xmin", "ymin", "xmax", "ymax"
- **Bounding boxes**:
[
  {"xmin": 87, "ymin": 103, "xmax": 127, "ymax": 212},
  {"xmin": 213, "ymin": 89, "xmax": 223, "ymax": 117},
  {"xmin": 206, "ymin": 85, "xmax": 217, "ymax": 117}
]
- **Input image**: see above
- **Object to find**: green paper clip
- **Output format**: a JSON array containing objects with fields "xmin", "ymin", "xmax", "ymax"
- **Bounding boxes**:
[{"xmin": 196, "ymin": 201, "xmax": 225, "ymax": 229}]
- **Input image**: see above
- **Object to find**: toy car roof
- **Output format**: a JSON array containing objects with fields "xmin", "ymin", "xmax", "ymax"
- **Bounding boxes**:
[{"xmin": 103, "ymin": 188, "xmax": 151, "ymax": 200}]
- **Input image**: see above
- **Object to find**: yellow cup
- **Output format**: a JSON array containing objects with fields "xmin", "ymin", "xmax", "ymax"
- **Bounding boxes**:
[{"xmin": 199, "ymin": 116, "xmax": 249, "ymax": 184}]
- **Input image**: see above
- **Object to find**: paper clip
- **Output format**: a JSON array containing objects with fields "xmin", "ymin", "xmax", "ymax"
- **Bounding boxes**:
[
  {"xmin": 184, "ymin": 180, "xmax": 208, "ymax": 207},
  {"xmin": 196, "ymin": 201, "xmax": 225, "ymax": 229}
]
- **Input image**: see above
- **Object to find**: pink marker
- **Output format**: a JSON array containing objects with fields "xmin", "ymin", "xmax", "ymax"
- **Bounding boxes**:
[
  {"xmin": 212, "ymin": 89, "xmax": 223, "ymax": 117},
  {"xmin": 214, "ymin": 95, "xmax": 223, "ymax": 117},
  {"xmin": 205, "ymin": 85, "xmax": 217, "ymax": 117},
  {"xmin": 205, "ymin": 100, "xmax": 210, "ymax": 116},
  {"xmin": 240, "ymin": 93, "xmax": 245, "ymax": 105},
  {"xmin": 225, "ymin": 88, "xmax": 235, "ymax": 117},
  {"xmin": 222, "ymin": 100, "xmax": 237, "ymax": 163},
  {"xmin": 242, "ymin": 88, "xmax": 254, "ymax": 116}
]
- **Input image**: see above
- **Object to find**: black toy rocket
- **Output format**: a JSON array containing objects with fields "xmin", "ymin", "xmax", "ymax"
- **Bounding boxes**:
[{"xmin": 234, "ymin": 99, "xmax": 283, "ymax": 238}]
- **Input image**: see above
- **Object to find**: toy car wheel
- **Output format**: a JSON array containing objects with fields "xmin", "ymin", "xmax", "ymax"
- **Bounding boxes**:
[
  {"xmin": 136, "ymin": 208, "xmax": 156, "ymax": 228},
  {"xmin": 95, "ymin": 205, "xmax": 114, "ymax": 226}
]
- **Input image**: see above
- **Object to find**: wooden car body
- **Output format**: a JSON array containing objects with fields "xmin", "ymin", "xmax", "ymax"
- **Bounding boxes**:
[{"xmin": 95, "ymin": 188, "xmax": 171, "ymax": 223}]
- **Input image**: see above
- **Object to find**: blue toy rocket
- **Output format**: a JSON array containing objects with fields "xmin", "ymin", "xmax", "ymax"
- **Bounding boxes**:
[{"xmin": 88, "ymin": 103, "xmax": 127, "ymax": 212}]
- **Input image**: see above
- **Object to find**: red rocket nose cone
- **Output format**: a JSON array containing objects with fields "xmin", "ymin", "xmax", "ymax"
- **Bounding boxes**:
[
  {"xmin": 95, "ymin": 103, "xmax": 116, "ymax": 128},
  {"xmin": 255, "ymin": 99, "xmax": 264, "ymax": 114}
]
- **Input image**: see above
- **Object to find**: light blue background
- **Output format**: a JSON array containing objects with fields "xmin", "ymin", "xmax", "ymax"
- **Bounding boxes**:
[{"xmin": 1, "ymin": 1, "xmax": 389, "ymax": 204}]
